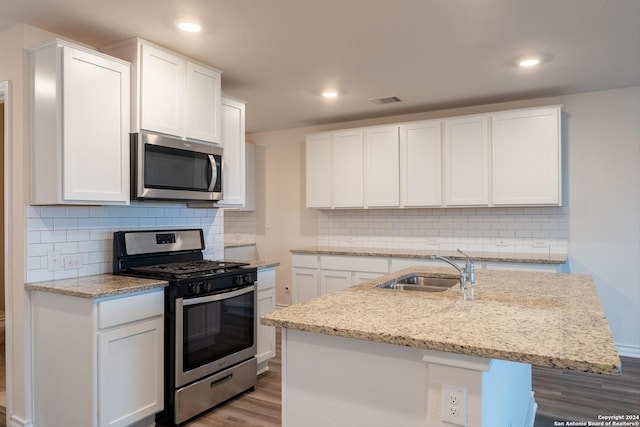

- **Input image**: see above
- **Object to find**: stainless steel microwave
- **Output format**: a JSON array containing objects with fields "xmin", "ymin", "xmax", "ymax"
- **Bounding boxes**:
[{"xmin": 131, "ymin": 132, "xmax": 223, "ymax": 202}]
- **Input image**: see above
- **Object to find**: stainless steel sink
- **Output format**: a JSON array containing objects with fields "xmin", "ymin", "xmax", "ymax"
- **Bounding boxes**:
[{"xmin": 376, "ymin": 274, "xmax": 459, "ymax": 292}]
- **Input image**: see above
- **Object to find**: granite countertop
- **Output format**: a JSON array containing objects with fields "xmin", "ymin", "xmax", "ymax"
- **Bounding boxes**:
[
  {"xmin": 25, "ymin": 274, "xmax": 168, "ymax": 299},
  {"xmin": 25, "ymin": 260, "xmax": 279, "ymax": 299},
  {"xmin": 291, "ymin": 246, "xmax": 567, "ymax": 265},
  {"xmin": 262, "ymin": 266, "xmax": 620, "ymax": 375},
  {"xmin": 224, "ymin": 242, "xmax": 257, "ymax": 249}
]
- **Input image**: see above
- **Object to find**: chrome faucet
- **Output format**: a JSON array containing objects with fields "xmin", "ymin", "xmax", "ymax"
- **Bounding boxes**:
[
  {"xmin": 431, "ymin": 249, "xmax": 476, "ymax": 291},
  {"xmin": 430, "ymin": 255, "xmax": 467, "ymax": 290}
]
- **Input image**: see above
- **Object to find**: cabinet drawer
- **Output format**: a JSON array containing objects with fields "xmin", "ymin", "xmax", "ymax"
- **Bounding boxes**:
[
  {"xmin": 321, "ymin": 256, "xmax": 388, "ymax": 273},
  {"xmin": 257, "ymin": 267, "xmax": 276, "ymax": 291},
  {"xmin": 98, "ymin": 290, "xmax": 164, "ymax": 329},
  {"xmin": 292, "ymin": 254, "xmax": 320, "ymax": 268}
]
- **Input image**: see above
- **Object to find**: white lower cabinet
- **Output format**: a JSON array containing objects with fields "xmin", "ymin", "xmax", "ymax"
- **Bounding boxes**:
[
  {"xmin": 256, "ymin": 267, "xmax": 277, "ymax": 374},
  {"xmin": 292, "ymin": 253, "xmax": 567, "ymax": 303},
  {"xmin": 320, "ymin": 270, "xmax": 352, "ymax": 294},
  {"xmin": 291, "ymin": 255, "xmax": 321, "ymax": 304},
  {"xmin": 32, "ymin": 289, "xmax": 164, "ymax": 427},
  {"xmin": 293, "ymin": 255, "xmax": 389, "ymax": 302},
  {"xmin": 483, "ymin": 261, "xmax": 562, "ymax": 273}
]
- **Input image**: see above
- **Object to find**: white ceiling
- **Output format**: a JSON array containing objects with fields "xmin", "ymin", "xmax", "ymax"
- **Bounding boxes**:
[{"xmin": 1, "ymin": 0, "xmax": 638, "ymax": 133}]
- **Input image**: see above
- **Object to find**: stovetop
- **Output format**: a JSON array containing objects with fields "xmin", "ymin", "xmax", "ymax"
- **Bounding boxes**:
[{"xmin": 126, "ymin": 260, "xmax": 250, "ymax": 280}]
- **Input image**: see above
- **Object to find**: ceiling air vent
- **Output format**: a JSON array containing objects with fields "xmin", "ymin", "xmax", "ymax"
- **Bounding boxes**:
[{"xmin": 369, "ymin": 96, "xmax": 402, "ymax": 105}]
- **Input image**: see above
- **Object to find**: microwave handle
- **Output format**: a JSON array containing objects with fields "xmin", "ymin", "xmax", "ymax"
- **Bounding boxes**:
[{"xmin": 208, "ymin": 154, "xmax": 217, "ymax": 192}]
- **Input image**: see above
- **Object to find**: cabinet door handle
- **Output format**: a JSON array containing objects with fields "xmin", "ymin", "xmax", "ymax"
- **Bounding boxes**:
[{"xmin": 210, "ymin": 373, "xmax": 233, "ymax": 388}]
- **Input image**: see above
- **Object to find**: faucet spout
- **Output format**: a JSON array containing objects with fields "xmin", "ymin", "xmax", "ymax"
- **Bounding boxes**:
[{"xmin": 431, "ymin": 255, "xmax": 467, "ymax": 289}]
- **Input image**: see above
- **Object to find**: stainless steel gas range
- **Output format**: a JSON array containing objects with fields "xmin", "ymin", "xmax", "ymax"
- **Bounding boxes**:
[{"xmin": 113, "ymin": 229, "xmax": 257, "ymax": 425}]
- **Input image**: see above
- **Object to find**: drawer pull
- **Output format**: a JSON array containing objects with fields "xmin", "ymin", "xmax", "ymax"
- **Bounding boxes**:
[{"xmin": 210, "ymin": 374, "xmax": 233, "ymax": 388}]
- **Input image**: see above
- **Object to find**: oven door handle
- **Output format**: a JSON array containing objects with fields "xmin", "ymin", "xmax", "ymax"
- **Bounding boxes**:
[{"xmin": 181, "ymin": 285, "xmax": 255, "ymax": 306}]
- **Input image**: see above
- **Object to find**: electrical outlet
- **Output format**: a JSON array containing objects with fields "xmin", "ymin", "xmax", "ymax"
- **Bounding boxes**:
[
  {"xmin": 441, "ymin": 384, "xmax": 467, "ymax": 426},
  {"xmin": 64, "ymin": 255, "xmax": 82, "ymax": 270},
  {"xmin": 533, "ymin": 240, "xmax": 549, "ymax": 248},
  {"xmin": 47, "ymin": 251, "xmax": 62, "ymax": 272}
]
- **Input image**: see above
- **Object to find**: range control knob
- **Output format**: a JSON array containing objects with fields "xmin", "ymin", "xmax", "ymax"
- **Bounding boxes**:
[
  {"xmin": 233, "ymin": 275, "xmax": 245, "ymax": 286},
  {"xmin": 243, "ymin": 273, "xmax": 255, "ymax": 284},
  {"xmin": 188, "ymin": 281, "xmax": 206, "ymax": 295}
]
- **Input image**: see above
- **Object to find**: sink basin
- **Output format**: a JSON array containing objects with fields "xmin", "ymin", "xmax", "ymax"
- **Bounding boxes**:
[{"xmin": 376, "ymin": 274, "xmax": 459, "ymax": 292}]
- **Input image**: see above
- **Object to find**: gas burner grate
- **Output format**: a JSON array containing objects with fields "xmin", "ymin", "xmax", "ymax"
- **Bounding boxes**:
[{"xmin": 128, "ymin": 260, "xmax": 249, "ymax": 279}]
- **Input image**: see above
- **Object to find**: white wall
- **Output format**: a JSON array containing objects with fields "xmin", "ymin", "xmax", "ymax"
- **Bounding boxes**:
[
  {"xmin": 249, "ymin": 86, "xmax": 640, "ymax": 357},
  {"xmin": 563, "ymin": 88, "xmax": 640, "ymax": 357},
  {"xmin": 1, "ymin": 23, "xmax": 58, "ymax": 427}
]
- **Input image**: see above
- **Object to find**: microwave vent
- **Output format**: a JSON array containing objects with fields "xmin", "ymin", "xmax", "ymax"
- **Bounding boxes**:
[{"xmin": 369, "ymin": 96, "xmax": 402, "ymax": 105}]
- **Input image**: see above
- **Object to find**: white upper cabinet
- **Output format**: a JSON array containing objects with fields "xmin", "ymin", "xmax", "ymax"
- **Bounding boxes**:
[
  {"xmin": 305, "ymin": 105, "xmax": 561, "ymax": 209},
  {"xmin": 443, "ymin": 115, "xmax": 490, "ymax": 206},
  {"xmin": 306, "ymin": 133, "xmax": 333, "ymax": 208},
  {"xmin": 365, "ymin": 125, "xmax": 400, "ymax": 207},
  {"xmin": 104, "ymin": 38, "xmax": 222, "ymax": 144},
  {"xmin": 399, "ymin": 120, "xmax": 443, "ymax": 207},
  {"xmin": 140, "ymin": 44, "xmax": 185, "ymax": 137},
  {"xmin": 332, "ymin": 129, "xmax": 365, "ymax": 208},
  {"xmin": 30, "ymin": 39, "xmax": 130, "ymax": 205},
  {"xmin": 186, "ymin": 62, "xmax": 222, "ymax": 143},
  {"xmin": 217, "ymin": 96, "xmax": 246, "ymax": 207},
  {"xmin": 491, "ymin": 106, "xmax": 562, "ymax": 205}
]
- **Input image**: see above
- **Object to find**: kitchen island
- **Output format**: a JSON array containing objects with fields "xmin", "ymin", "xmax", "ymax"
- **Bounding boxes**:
[{"xmin": 262, "ymin": 267, "xmax": 620, "ymax": 427}]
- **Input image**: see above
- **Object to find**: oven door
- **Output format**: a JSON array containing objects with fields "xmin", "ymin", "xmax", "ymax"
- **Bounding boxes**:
[
  {"xmin": 175, "ymin": 285, "xmax": 256, "ymax": 387},
  {"xmin": 133, "ymin": 132, "xmax": 223, "ymax": 201}
]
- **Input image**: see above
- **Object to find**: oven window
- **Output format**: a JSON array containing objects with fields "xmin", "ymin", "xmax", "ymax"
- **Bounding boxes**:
[
  {"xmin": 145, "ymin": 144, "xmax": 211, "ymax": 191},
  {"xmin": 182, "ymin": 290, "xmax": 254, "ymax": 372}
]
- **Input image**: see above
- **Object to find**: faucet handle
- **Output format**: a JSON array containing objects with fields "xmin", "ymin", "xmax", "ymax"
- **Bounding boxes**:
[{"xmin": 456, "ymin": 249, "xmax": 475, "ymax": 285}]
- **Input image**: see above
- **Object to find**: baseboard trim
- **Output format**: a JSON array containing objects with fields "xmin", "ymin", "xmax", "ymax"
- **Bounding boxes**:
[
  {"xmin": 9, "ymin": 414, "xmax": 33, "ymax": 427},
  {"xmin": 617, "ymin": 343, "xmax": 640, "ymax": 358}
]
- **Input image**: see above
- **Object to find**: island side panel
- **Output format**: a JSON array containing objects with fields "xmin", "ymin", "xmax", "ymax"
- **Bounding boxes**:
[{"xmin": 282, "ymin": 329, "xmax": 429, "ymax": 427}]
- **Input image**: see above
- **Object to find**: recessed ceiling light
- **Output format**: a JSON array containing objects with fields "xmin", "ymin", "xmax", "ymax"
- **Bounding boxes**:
[
  {"xmin": 178, "ymin": 21, "xmax": 202, "ymax": 33},
  {"xmin": 518, "ymin": 57, "xmax": 541, "ymax": 67},
  {"xmin": 322, "ymin": 91, "xmax": 339, "ymax": 98}
]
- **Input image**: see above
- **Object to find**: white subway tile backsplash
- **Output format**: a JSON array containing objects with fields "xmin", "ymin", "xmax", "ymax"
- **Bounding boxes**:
[
  {"xmin": 26, "ymin": 201, "xmax": 225, "ymax": 283},
  {"xmin": 318, "ymin": 207, "xmax": 568, "ymax": 255}
]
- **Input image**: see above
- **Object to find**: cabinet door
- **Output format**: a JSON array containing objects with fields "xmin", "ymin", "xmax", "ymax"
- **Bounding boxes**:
[
  {"xmin": 219, "ymin": 97, "xmax": 246, "ymax": 206},
  {"xmin": 98, "ymin": 317, "xmax": 164, "ymax": 427},
  {"xmin": 140, "ymin": 44, "xmax": 185, "ymax": 136},
  {"xmin": 443, "ymin": 116, "xmax": 489, "ymax": 206},
  {"xmin": 491, "ymin": 107, "xmax": 561, "ymax": 205},
  {"xmin": 333, "ymin": 129, "xmax": 364, "ymax": 208},
  {"xmin": 353, "ymin": 271, "xmax": 384, "ymax": 284},
  {"xmin": 257, "ymin": 287, "xmax": 276, "ymax": 370},
  {"xmin": 186, "ymin": 62, "xmax": 222, "ymax": 143},
  {"xmin": 257, "ymin": 268, "xmax": 276, "ymax": 373},
  {"xmin": 365, "ymin": 126, "xmax": 400, "ymax": 207},
  {"xmin": 400, "ymin": 120, "xmax": 443, "ymax": 207},
  {"xmin": 62, "ymin": 46, "xmax": 130, "ymax": 203},
  {"xmin": 292, "ymin": 267, "xmax": 320, "ymax": 304},
  {"xmin": 306, "ymin": 133, "xmax": 333, "ymax": 208},
  {"xmin": 320, "ymin": 270, "xmax": 352, "ymax": 294}
]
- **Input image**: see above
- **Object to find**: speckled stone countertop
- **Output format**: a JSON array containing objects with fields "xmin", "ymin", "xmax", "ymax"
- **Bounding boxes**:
[
  {"xmin": 262, "ymin": 267, "xmax": 620, "ymax": 375},
  {"xmin": 291, "ymin": 246, "xmax": 567, "ymax": 264},
  {"xmin": 25, "ymin": 260, "xmax": 279, "ymax": 299},
  {"xmin": 25, "ymin": 274, "xmax": 168, "ymax": 299}
]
